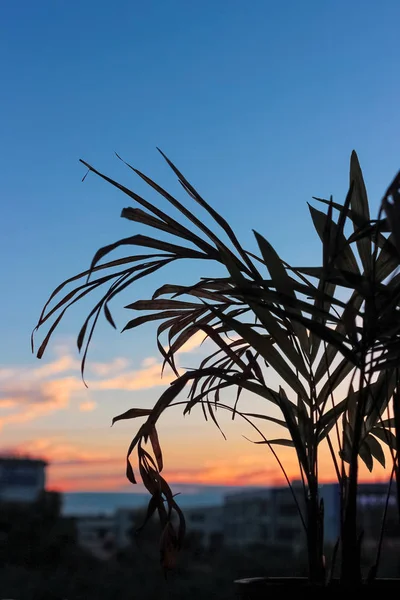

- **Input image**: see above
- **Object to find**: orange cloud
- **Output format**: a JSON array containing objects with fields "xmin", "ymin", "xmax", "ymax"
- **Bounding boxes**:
[
  {"xmin": 174, "ymin": 330, "xmax": 208, "ymax": 354},
  {"xmin": 51, "ymin": 472, "xmax": 128, "ymax": 492},
  {"xmin": 0, "ymin": 437, "xmax": 121, "ymax": 478},
  {"xmin": 79, "ymin": 400, "xmax": 97, "ymax": 412},
  {"xmin": 50, "ymin": 454, "xmax": 298, "ymax": 492},
  {"xmin": 0, "ymin": 376, "xmax": 83, "ymax": 429},
  {"xmin": 94, "ymin": 362, "xmax": 180, "ymax": 391},
  {"xmin": 88, "ymin": 357, "xmax": 130, "ymax": 377},
  {"xmin": 31, "ymin": 355, "xmax": 80, "ymax": 379},
  {"xmin": 1, "ymin": 430, "xmax": 387, "ymax": 494},
  {"xmin": 0, "ymin": 349, "xmax": 173, "ymax": 429},
  {"xmin": 0, "ymin": 329, "xmax": 218, "ymax": 431}
]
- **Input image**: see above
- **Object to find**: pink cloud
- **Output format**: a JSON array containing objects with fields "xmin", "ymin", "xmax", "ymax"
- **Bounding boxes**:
[
  {"xmin": 0, "ymin": 336, "xmax": 208, "ymax": 430},
  {"xmin": 31, "ymin": 355, "xmax": 80, "ymax": 379},
  {"xmin": 94, "ymin": 362, "xmax": 180, "ymax": 391},
  {"xmin": 174, "ymin": 330, "xmax": 208, "ymax": 354},
  {"xmin": 87, "ymin": 357, "xmax": 130, "ymax": 377},
  {"xmin": 79, "ymin": 400, "xmax": 97, "ymax": 412},
  {"xmin": 0, "ymin": 437, "xmax": 120, "ymax": 469},
  {"xmin": 0, "ymin": 376, "xmax": 82, "ymax": 429}
]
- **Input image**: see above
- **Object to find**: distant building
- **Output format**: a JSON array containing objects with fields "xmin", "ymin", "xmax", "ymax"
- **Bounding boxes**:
[
  {"xmin": 184, "ymin": 505, "xmax": 224, "ymax": 549},
  {"xmin": 356, "ymin": 482, "xmax": 400, "ymax": 549},
  {"xmin": 223, "ymin": 485, "xmax": 305, "ymax": 549},
  {"xmin": 0, "ymin": 456, "xmax": 47, "ymax": 504},
  {"xmin": 318, "ymin": 483, "xmax": 341, "ymax": 545},
  {"xmin": 114, "ymin": 507, "xmax": 137, "ymax": 550},
  {"xmin": 112, "ymin": 504, "xmax": 224, "ymax": 552},
  {"xmin": 75, "ymin": 515, "xmax": 116, "ymax": 560},
  {"xmin": 223, "ymin": 482, "xmax": 400, "ymax": 551}
]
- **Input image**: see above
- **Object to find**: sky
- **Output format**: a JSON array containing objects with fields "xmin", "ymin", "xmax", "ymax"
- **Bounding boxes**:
[{"xmin": 1, "ymin": 1, "xmax": 399, "ymax": 494}]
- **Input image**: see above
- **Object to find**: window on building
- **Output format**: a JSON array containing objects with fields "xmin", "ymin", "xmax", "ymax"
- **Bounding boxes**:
[
  {"xmin": 258, "ymin": 500, "xmax": 270, "ymax": 515},
  {"xmin": 190, "ymin": 512, "xmax": 205, "ymax": 523},
  {"xmin": 276, "ymin": 527, "xmax": 296, "ymax": 542},
  {"xmin": 259, "ymin": 524, "xmax": 269, "ymax": 541},
  {"xmin": 279, "ymin": 503, "xmax": 298, "ymax": 517}
]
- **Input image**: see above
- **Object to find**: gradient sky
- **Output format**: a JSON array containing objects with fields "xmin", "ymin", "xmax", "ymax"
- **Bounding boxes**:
[{"xmin": 1, "ymin": 1, "xmax": 399, "ymax": 493}]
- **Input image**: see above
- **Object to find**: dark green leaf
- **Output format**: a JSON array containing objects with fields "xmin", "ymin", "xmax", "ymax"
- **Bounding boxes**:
[
  {"xmin": 125, "ymin": 299, "xmax": 201, "ymax": 310},
  {"xmin": 253, "ymin": 230, "xmax": 309, "ymax": 355},
  {"xmin": 359, "ymin": 441, "xmax": 373, "ymax": 472},
  {"xmin": 126, "ymin": 459, "xmax": 137, "ymax": 484},
  {"xmin": 122, "ymin": 310, "xmax": 184, "ymax": 332},
  {"xmin": 350, "ymin": 151, "xmax": 371, "ymax": 274},
  {"xmin": 372, "ymin": 427, "xmax": 397, "ymax": 450},
  {"xmin": 149, "ymin": 426, "xmax": 163, "ymax": 471},
  {"xmin": 209, "ymin": 306, "xmax": 309, "ymax": 398},
  {"xmin": 365, "ymin": 434, "xmax": 385, "ymax": 468},
  {"xmin": 157, "ymin": 148, "xmax": 260, "ymax": 278},
  {"xmin": 308, "ymin": 204, "xmax": 360, "ymax": 274},
  {"xmin": 242, "ymin": 412, "xmax": 287, "ymax": 428},
  {"xmin": 252, "ymin": 438, "xmax": 295, "ymax": 447},
  {"xmin": 112, "ymin": 408, "xmax": 153, "ymax": 426}
]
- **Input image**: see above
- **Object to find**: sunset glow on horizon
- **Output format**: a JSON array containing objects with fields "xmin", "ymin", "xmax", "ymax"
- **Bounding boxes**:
[{"xmin": 0, "ymin": 340, "xmax": 392, "ymax": 493}]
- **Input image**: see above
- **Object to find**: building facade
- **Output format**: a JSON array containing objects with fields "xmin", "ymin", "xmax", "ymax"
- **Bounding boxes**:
[
  {"xmin": 0, "ymin": 456, "xmax": 46, "ymax": 504},
  {"xmin": 223, "ymin": 485, "xmax": 305, "ymax": 549},
  {"xmin": 223, "ymin": 482, "xmax": 398, "ymax": 550},
  {"xmin": 184, "ymin": 505, "xmax": 224, "ymax": 549},
  {"xmin": 75, "ymin": 515, "xmax": 116, "ymax": 560}
]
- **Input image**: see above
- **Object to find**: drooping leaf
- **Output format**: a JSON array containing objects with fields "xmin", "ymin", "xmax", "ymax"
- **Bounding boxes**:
[
  {"xmin": 156, "ymin": 148, "xmax": 260, "ymax": 279},
  {"xmin": 112, "ymin": 408, "xmax": 153, "ymax": 426},
  {"xmin": 126, "ymin": 459, "xmax": 137, "ymax": 484},
  {"xmin": 89, "ymin": 234, "xmax": 206, "ymax": 275},
  {"xmin": 314, "ymin": 292, "xmax": 363, "ymax": 384},
  {"xmin": 317, "ymin": 399, "xmax": 347, "ymax": 442},
  {"xmin": 365, "ymin": 434, "xmax": 385, "ymax": 468},
  {"xmin": 252, "ymin": 438, "xmax": 295, "ymax": 447},
  {"xmin": 359, "ymin": 442, "xmax": 373, "ymax": 472},
  {"xmin": 371, "ymin": 427, "xmax": 397, "ymax": 451},
  {"xmin": 241, "ymin": 412, "xmax": 287, "ymax": 428},
  {"xmin": 125, "ymin": 299, "xmax": 202, "ymax": 311},
  {"xmin": 122, "ymin": 156, "xmax": 254, "ymax": 279},
  {"xmin": 277, "ymin": 387, "xmax": 308, "ymax": 473},
  {"xmin": 297, "ymin": 394, "xmax": 312, "ymax": 449},
  {"xmin": 122, "ymin": 310, "xmax": 185, "ymax": 332},
  {"xmin": 149, "ymin": 426, "xmax": 163, "ymax": 472},
  {"xmin": 207, "ymin": 306, "xmax": 309, "ymax": 398},
  {"xmin": 253, "ymin": 230, "xmax": 310, "ymax": 355}
]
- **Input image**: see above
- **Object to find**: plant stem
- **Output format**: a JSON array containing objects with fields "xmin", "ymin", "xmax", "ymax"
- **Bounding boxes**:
[
  {"xmin": 340, "ymin": 360, "xmax": 365, "ymax": 585},
  {"xmin": 306, "ymin": 478, "xmax": 325, "ymax": 585},
  {"xmin": 393, "ymin": 374, "xmax": 400, "ymax": 526}
]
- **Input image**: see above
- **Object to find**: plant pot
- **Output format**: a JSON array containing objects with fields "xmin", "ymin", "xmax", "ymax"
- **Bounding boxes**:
[{"xmin": 234, "ymin": 577, "xmax": 400, "ymax": 599}]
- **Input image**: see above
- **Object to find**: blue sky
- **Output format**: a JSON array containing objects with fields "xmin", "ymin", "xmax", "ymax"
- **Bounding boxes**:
[{"xmin": 0, "ymin": 1, "xmax": 399, "ymax": 490}]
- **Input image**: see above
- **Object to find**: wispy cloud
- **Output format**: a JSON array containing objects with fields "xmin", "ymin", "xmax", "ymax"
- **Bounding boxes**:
[
  {"xmin": 30, "ymin": 355, "xmax": 80, "ymax": 379},
  {"xmin": 93, "ymin": 360, "xmax": 178, "ymax": 391},
  {"xmin": 79, "ymin": 400, "xmax": 97, "ymax": 412},
  {"xmin": 164, "ymin": 455, "xmax": 288, "ymax": 487},
  {"xmin": 88, "ymin": 357, "xmax": 130, "ymax": 377},
  {"xmin": 0, "ymin": 355, "xmax": 168, "ymax": 429},
  {"xmin": 0, "ymin": 433, "xmax": 343, "ymax": 492},
  {"xmin": 0, "ymin": 437, "xmax": 120, "ymax": 469},
  {"xmin": 50, "ymin": 456, "xmax": 293, "ymax": 491},
  {"xmin": 0, "ymin": 376, "xmax": 83, "ymax": 428},
  {"xmin": 0, "ymin": 331, "xmax": 214, "ymax": 430},
  {"xmin": 175, "ymin": 330, "xmax": 208, "ymax": 354}
]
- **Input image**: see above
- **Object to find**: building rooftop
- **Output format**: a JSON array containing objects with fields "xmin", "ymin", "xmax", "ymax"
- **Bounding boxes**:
[{"xmin": 0, "ymin": 455, "xmax": 47, "ymax": 467}]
